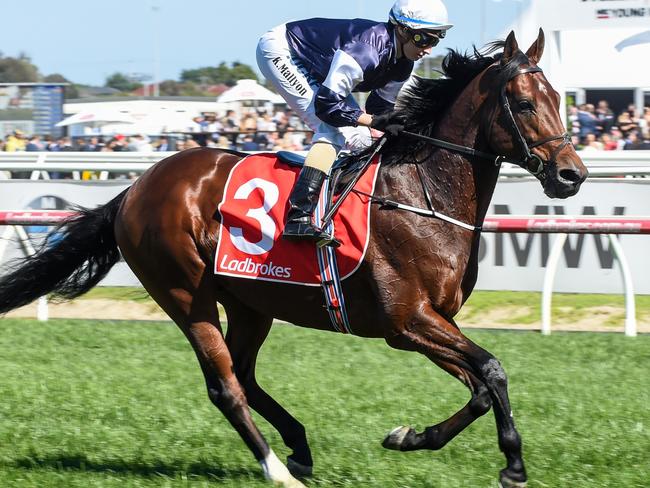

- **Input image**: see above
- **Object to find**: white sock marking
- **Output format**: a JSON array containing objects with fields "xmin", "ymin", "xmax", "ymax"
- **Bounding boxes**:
[{"xmin": 260, "ymin": 449, "xmax": 292, "ymax": 483}]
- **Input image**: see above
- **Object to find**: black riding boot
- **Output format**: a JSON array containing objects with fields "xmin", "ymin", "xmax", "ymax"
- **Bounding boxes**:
[{"xmin": 283, "ymin": 165, "xmax": 339, "ymax": 246}]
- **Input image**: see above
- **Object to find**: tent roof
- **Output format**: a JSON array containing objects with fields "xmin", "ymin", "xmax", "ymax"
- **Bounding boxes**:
[
  {"xmin": 504, "ymin": 1, "xmax": 650, "ymax": 89},
  {"xmin": 217, "ymin": 79, "xmax": 284, "ymax": 103},
  {"xmin": 55, "ymin": 109, "xmax": 135, "ymax": 127}
]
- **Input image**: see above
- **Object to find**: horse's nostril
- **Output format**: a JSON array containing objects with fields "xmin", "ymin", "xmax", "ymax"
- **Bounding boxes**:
[{"xmin": 559, "ymin": 168, "xmax": 583, "ymax": 184}]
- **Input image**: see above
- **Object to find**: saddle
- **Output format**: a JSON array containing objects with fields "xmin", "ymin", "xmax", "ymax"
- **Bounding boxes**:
[{"xmin": 214, "ymin": 151, "xmax": 381, "ymax": 286}]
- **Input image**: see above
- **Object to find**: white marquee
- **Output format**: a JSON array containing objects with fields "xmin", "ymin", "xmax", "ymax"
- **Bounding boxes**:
[{"xmin": 505, "ymin": 0, "xmax": 650, "ymax": 110}]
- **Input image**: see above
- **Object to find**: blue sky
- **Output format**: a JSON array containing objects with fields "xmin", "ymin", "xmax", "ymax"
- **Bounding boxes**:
[{"xmin": 0, "ymin": 0, "xmax": 528, "ymax": 86}]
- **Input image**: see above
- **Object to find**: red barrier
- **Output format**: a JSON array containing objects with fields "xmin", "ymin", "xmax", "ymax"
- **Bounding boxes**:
[
  {"xmin": 2, "ymin": 210, "xmax": 650, "ymax": 235},
  {"xmin": 482, "ymin": 215, "xmax": 650, "ymax": 234},
  {"xmin": 0, "ymin": 210, "xmax": 75, "ymax": 226}
]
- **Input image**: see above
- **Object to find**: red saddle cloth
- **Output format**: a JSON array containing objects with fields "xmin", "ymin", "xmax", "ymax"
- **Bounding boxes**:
[{"xmin": 214, "ymin": 152, "xmax": 380, "ymax": 286}]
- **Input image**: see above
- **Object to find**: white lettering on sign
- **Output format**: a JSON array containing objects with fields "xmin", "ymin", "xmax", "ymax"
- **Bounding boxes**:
[
  {"xmin": 230, "ymin": 178, "xmax": 279, "ymax": 256},
  {"xmin": 219, "ymin": 254, "xmax": 292, "ymax": 279}
]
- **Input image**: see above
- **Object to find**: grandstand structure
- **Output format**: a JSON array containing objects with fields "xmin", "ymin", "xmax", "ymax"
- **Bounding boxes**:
[{"xmin": 507, "ymin": 0, "xmax": 650, "ymax": 114}]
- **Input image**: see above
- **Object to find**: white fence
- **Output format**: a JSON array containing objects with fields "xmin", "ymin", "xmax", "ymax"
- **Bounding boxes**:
[
  {"xmin": 2, "ymin": 210, "xmax": 647, "ymax": 336},
  {"xmin": 1, "ymin": 151, "xmax": 650, "ymax": 334},
  {"xmin": 482, "ymin": 216, "xmax": 650, "ymax": 337},
  {"xmin": 0, "ymin": 150, "xmax": 650, "ymax": 179},
  {"xmin": 0, "ymin": 152, "xmax": 175, "ymax": 180}
]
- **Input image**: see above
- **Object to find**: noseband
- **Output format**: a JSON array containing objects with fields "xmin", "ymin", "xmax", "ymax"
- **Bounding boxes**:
[{"xmin": 400, "ymin": 64, "xmax": 573, "ymax": 180}]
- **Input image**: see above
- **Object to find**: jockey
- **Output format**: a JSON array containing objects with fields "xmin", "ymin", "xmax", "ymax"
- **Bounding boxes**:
[{"xmin": 256, "ymin": 0, "xmax": 453, "ymax": 245}]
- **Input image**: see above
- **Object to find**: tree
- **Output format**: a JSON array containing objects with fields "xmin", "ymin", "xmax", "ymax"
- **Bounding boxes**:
[
  {"xmin": 156, "ymin": 78, "xmax": 208, "ymax": 96},
  {"xmin": 181, "ymin": 66, "xmax": 223, "ymax": 85},
  {"xmin": 0, "ymin": 53, "xmax": 39, "ymax": 83},
  {"xmin": 177, "ymin": 82, "xmax": 207, "ymax": 97},
  {"xmin": 105, "ymin": 72, "xmax": 143, "ymax": 93},
  {"xmin": 181, "ymin": 61, "xmax": 257, "ymax": 86},
  {"xmin": 159, "ymin": 79, "xmax": 181, "ymax": 96},
  {"xmin": 228, "ymin": 62, "xmax": 258, "ymax": 85},
  {"xmin": 43, "ymin": 73, "xmax": 79, "ymax": 99}
]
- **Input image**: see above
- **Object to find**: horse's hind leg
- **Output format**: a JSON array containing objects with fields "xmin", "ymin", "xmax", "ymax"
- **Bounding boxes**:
[
  {"xmin": 225, "ymin": 303, "xmax": 313, "ymax": 477},
  {"xmin": 117, "ymin": 241, "xmax": 304, "ymax": 487},
  {"xmin": 384, "ymin": 305, "xmax": 527, "ymax": 488}
]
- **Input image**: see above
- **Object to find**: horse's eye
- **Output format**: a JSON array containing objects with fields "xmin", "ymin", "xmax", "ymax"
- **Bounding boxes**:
[{"xmin": 518, "ymin": 100, "xmax": 535, "ymax": 113}]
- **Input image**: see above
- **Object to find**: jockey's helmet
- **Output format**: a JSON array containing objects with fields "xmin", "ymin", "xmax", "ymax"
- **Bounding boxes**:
[{"xmin": 389, "ymin": 0, "xmax": 453, "ymax": 32}]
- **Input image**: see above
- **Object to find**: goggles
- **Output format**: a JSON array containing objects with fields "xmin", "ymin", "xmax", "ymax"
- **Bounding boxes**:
[{"xmin": 409, "ymin": 29, "xmax": 445, "ymax": 48}]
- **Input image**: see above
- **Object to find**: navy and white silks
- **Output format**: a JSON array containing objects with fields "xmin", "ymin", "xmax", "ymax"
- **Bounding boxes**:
[{"xmin": 256, "ymin": 18, "xmax": 414, "ymax": 151}]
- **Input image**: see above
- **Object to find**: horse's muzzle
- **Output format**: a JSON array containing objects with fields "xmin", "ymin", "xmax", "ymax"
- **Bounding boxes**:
[{"xmin": 543, "ymin": 160, "xmax": 589, "ymax": 199}]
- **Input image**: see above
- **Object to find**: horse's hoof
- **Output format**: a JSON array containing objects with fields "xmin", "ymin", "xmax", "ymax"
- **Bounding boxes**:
[
  {"xmin": 268, "ymin": 473, "xmax": 306, "ymax": 488},
  {"xmin": 287, "ymin": 457, "xmax": 313, "ymax": 478},
  {"xmin": 269, "ymin": 478, "xmax": 306, "ymax": 488},
  {"xmin": 499, "ymin": 473, "xmax": 527, "ymax": 488},
  {"xmin": 260, "ymin": 450, "xmax": 306, "ymax": 488},
  {"xmin": 382, "ymin": 426, "xmax": 412, "ymax": 451},
  {"xmin": 280, "ymin": 478, "xmax": 307, "ymax": 488}
]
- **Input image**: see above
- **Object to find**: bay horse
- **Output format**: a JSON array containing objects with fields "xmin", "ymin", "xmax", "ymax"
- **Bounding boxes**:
[{"xmin": 0, "ymin": 31, "xmax": 587, "ymax": 487}]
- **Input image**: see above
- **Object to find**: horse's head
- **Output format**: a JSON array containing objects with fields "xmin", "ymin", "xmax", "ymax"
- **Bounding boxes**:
[{"xmin": 486, "ymin": 29, "xmax": 588, "ymax": 199}]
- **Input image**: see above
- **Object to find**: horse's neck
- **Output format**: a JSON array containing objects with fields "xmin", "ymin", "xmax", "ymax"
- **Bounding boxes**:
[
  {"xmin": 421, "ymin": 74, "xmax": 500, "ymax": 224},
  {"xmin": 376, "ymin": 72, "xmax": 501, "ymax": 226}
]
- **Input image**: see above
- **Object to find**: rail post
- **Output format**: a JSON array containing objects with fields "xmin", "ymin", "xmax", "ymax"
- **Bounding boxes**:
[
  {"xmin": 608, "ymin": 234, "xmax": 637, "ymax": 337},
  {"xmin": 541, "ymin": 233, "xmax": 568, "ymax": 335}
]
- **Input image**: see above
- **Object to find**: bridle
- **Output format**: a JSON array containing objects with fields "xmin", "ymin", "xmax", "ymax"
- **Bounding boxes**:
[
  {"xmin": 499, "ymin": 66, "xmax": 572, "ymax": 180},
  {"xmin": 400, "ymin": 64, "xmax": 573, "ymax": 181}
]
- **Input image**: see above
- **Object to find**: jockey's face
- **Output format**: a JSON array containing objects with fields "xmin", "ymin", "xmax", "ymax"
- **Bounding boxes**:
[
  {"xmin": 403, "ymin": 39, "xmax": 433, "ymax": 61},
  {"xmin": 397, "ymin": 27, "xmax": 442, "ymax": 61},
  {"xmin": 408, "ymin": 28, "xmax": 444, "ymax": 49}
]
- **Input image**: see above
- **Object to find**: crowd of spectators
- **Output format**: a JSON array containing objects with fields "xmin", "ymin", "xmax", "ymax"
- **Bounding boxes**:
[
  {"xmin": 0, "ymin": 108, "xmax": 314, "ymax": 154},
  {"xmin": 568, "ymin": 102, "xmax": 650, "ymax": 151},
  {"xmin": 188, "ymin": 108, "xmax": 313, "ymax": 152},
  {"xmin": 3, "ymin": 102, "xmax": 650, "ymax": 154},
  {"xmin": 0, "ymin": 131, "xmax": 158, "ymax": 153}
]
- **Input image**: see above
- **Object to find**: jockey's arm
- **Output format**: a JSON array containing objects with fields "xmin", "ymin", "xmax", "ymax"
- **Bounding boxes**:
[
  {"xmin": 314, "ymin": 44, "xmax": 381, "ymax": 128},
  {"xmin": 315, "ymin": 45, "xmax": 407, "ymax": 129},
  {"xmin": 358, "ymin": 81, "xmax": 407, "ymax": 127}
]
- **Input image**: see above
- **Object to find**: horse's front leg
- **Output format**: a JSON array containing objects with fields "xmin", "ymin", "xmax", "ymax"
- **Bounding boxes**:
[
  {"xmin": 382, "ymin": 360, "xmax": 491, "ymax": 451},
  {"xmin": 383, "ymin": 305, "xmax": 527, "ymax": 488}
]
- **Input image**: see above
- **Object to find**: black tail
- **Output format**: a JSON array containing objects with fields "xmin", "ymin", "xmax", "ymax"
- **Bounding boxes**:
[{"xmin": 0, "ymin": 190, "xmax": 127, "ymax": 314}]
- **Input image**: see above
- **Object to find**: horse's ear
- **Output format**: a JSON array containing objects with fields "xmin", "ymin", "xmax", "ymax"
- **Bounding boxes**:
[
  {"xmin": 526, "ymin": 28, "xmax": 545, "ymax": 64},
  {"xmin": 501, "ymin": 31, "xmax": 519, "ymax": 66}
]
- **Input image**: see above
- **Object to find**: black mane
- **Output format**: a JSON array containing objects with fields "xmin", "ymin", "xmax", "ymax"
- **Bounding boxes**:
[{"xmin": 397, "ymin": 42, "xmax": 505, "ymax": 133}]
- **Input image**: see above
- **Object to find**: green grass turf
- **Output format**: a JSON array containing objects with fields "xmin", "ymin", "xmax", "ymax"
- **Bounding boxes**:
[
  {"xmin": 0, "ymin": 319, "xmax": 648, "ymax": 487},
  {"xmin": 458, "ymin": 291, "xmax": 650, "ymax": 327},
  {"xmin": 79, "ymin": 287, "xmax": 650, "ymax": 328}
]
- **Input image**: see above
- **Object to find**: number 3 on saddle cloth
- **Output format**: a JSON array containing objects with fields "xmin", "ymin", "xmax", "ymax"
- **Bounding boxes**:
[{"xmin": 214, "ymin": 152, "xmax": 381, "ymax": 332}]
